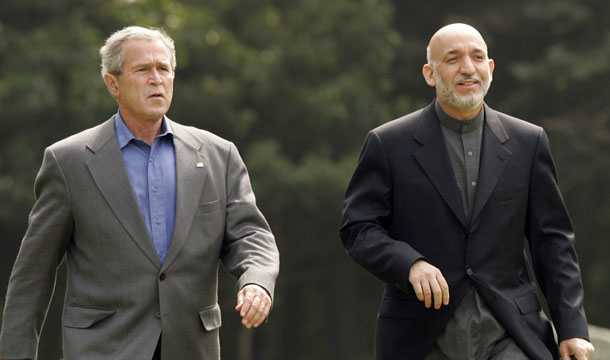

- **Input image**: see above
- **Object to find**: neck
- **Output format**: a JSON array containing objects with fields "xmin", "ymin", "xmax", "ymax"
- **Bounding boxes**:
[{"xmin": 121, "ymin": 114, "xmax": 163, "ymax": 145}]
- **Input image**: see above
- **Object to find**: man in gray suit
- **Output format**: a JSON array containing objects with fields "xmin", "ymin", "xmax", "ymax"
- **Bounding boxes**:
[{"xmin": 0, "ymin": 26, "xmax": 279, "ymax": 359}]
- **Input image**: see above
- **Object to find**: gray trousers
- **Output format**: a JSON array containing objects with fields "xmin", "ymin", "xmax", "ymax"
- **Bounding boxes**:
[{"xmin": 425, "ymin": 289, "xmax": 530, "ymax": 360}]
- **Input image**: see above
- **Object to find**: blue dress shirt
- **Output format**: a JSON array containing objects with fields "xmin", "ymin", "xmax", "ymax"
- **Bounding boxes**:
[{"xmin": 115, "ymin": 111, "xmax": 176, "ymax": 263}]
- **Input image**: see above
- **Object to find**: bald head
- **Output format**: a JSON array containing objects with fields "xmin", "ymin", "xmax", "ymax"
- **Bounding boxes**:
[
  {"xmin": 426, "ymin": 23, "xmax": 488, "ymax": 66},
  {"xmin": 422, "ymin": 23, "xmax": 494, "ymax": 120}
]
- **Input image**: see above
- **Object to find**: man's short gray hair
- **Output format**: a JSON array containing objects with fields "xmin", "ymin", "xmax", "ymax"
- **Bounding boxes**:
[
  {"xmin": 99, "ymin": 26, "xmax": 176, "ymax": 78},
  {"xmin": 426, "ymin": 45, "xmax": 434, "ymax": 67}
]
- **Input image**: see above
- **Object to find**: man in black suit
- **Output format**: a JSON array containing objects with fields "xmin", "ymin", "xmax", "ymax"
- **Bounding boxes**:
[{"xmin": 340, "ymin": 23, "xmax": 594, "ymax": 360}]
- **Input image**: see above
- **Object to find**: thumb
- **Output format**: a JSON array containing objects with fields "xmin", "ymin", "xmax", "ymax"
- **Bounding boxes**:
[
  {"xmin": 235, "ymin": 290, "xmax": 244, "ymax": 311},
  {"xmin": 559, "ymin": 346, "xmax": 570, "ymax": 360}
]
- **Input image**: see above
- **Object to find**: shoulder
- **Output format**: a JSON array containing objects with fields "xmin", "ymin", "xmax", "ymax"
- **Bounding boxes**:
[
  {"xmin": 169, "ymin": 120, "xmax": 236, "ymax": 154},
  {"xmin": 369, "ymin": 103, "xmax": 434, "ymax": 147},
  {"xmin": 374, "ymin": 106, "xmax": 429, "ymax": 136},
  {"xmin": 485, "ymin": 106, "xmax": 549, "ymax": 154},
  {"xmin": 48, "ymin": 118, "xmax": 115, "ymax": 156},
  {"xmin": 487, "ymin": 106, "xmax": 542, "ymax": 136}
]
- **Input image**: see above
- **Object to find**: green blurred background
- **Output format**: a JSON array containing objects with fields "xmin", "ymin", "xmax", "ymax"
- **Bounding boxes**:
[{"xmin": 1, "ymin": 0, "xmax": 609, "ymax": 359}]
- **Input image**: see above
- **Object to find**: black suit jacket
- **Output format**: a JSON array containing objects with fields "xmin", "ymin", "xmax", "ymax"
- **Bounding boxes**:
[{"xmin": 340, "ymin": 101, "xmax": 589, "ymax": 360}]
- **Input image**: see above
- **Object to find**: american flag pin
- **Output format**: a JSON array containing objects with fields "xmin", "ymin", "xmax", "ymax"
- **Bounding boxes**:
[{"xmin": 196, "ymin": 162, "xmax": 204, "ymax": 168}]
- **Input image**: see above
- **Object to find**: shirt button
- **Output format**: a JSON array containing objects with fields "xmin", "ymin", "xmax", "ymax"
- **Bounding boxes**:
[
  {"xmin": 159, "ymin": 273, "xmax": 166, "ymax": 281},
  {"xmin": 471, "ymin": 181, "xmax": 476, "ymax": 186},
  {"xmin": 468, "ymin": 151, "xmax": 473, "ymax": 156},
  {"xmin": 155, "ymin": 311, "xmax": 161, "ymax": 319},
  {"xmin": 466, "ymin": 268, "xmax": 474, "ymax": 276}
]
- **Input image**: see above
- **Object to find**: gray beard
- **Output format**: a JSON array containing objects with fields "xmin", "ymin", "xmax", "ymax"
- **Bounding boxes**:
[{"xmin": 434, "ymin": 73, "xmax": 490, "ymax": 111}]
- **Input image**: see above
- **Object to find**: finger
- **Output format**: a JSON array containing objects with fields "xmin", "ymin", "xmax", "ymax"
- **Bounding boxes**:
[
  {"xmin": 437, "ymin": 273, "xmax": 450, "ymax": 306},
  {"xmin": 575, "ymin": 347, "xmax": 592, "ymax": 360},
  {"xmin": 422, "ymin": 281, "xmax": 432, "ymax": 308},
  {"xmin": 244, "ymin": 297, "xmax": 266, "ymax": 328},
  {"xmin": 235, "ymin": 289, "xmax": 245, "ymax": 311},
  {"xmin": 573, "ymin": 352, "xmax": 585, "ymax": 360},
  {"xmin": 559, "ymin": 345, "xmax": 570, "ymax": 360},
  {"xmin": 430, "ymin": 279, "xmax": 442, "ymax": 309},
  {"xmin": 240, "ymin": 289, "xmax": 255, "ymax": 317},
  {"xmin": 243, "ymin": 294, "xmax": 271, "ymax": 328},
  {"xmin": 412, "ymin": 281, "xmax": 425, "ymax": 302},
  {"xmin": 587, "ymin": 343, "xmax": 595, "ymax": 359},
  {"xmin": 253, "ymin": 301, "xmax": 272, "ymax": 327},
  {"xmin": 253, "ymin": 300, "xmax": 272, "ymax": 327},
  {"xmin": 242, "ymin": 295, "xmax": 262, "ymax": 326}
]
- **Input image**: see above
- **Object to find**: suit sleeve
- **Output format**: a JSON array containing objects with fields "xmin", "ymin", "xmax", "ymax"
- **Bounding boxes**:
[
  {"xmin": 339, "ymin": 131, "xmax": 424, "ymax": 292},
  {"xmin": 220, "ymin": 143, "xmax": 279, "ymax": 299},
  {"xmin": 525, "ymin": 129, "xmax": 589, "ymax": 342},
  {"xmin": 0, "ymin": 147, "xmax": 73, "ymax": 359}
]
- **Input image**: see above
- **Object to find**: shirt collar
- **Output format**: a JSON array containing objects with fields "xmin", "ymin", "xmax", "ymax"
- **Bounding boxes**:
[
  {"xmin": 114, "ymin": 109, "xmax": 174, "ymax": 149},
  {"xmin": 434, "ymin": 100, "xmax": 484, "ymax": 134}
]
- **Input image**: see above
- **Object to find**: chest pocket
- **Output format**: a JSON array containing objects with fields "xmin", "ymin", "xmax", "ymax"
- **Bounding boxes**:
[{"xmin": 196, "ymin": 200, "xmax": 220, "ymax": 215}]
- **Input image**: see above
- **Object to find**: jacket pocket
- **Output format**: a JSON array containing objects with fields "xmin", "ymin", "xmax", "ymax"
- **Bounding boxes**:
[
  {"xmin": 514, "ymin": 292, "xmax": 541, "ymax": 314},
  {"xmin": 199, "ymin": 303, "xmax": 222, "ymax": 331},
  {"xmin": 63, "ymin": 304, "xmax": 116, "ymax": 329},
  {"xmin": 196, "ymin": 200, "xmax": 220, "ymax": 215}
]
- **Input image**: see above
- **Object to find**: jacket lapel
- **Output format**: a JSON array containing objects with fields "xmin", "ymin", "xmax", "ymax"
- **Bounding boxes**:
[
  {"xmin": 413, "ymin": 103, "xmax": 468, "ymax": 229},
  {"xmin": 161, "ymin": 121, "xmax": 209, "ymax": 271},
  {"xmin": 470, "ymin": 105, "xmax": 512, "ymax": 224},
  {"xmin": 85, "ymin": 117, "xmax": 161, "ymax": 268}
]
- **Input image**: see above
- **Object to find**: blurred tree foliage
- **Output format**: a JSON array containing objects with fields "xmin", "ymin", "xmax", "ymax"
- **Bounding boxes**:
[{"xmin": 0, "ymin": 0, "xmax": 608, "ymax": 359}]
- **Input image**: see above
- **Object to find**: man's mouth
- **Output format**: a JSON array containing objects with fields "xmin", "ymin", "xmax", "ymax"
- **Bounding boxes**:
[
  {"xmin": 457, "ymin": 79, "xmax": 479, "ymax": 86},
  {"xmin": 148, "ymin": 93, "xmax": 164, "ymax": 99}
]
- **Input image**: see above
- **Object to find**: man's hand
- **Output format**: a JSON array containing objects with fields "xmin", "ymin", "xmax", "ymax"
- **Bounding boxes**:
[
  {"xmin": 408, "ymin": 260, "xmax": 450, "ymax": 309},
  {"xmin": 235, "ymin": 284, "xmax": 272, "ymax": 329},
  {"xmin": 559, "ymin": 338, "xmax": 594, "ymax": 360}
]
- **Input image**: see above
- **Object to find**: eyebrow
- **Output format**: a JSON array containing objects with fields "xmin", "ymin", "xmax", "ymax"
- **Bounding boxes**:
[
  {"xmin": 131, "ymin": 60, "xmax": 171, "ymax": 69},
  {"xmin": 443, "ymin": 47, "xmax": 487, "ymax": 58}
]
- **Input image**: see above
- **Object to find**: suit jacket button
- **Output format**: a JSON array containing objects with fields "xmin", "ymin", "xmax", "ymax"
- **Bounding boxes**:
[
  {"xmin": 159, "ymin": 273, "xmax": 166, "ymax": 281},
  {"xmin": 466, "ymin": 268, "xmax": 474, "ymax": 276},
  {"xmin": 155, "ymin": 311, "xmax": 161, "ymax": 319}
]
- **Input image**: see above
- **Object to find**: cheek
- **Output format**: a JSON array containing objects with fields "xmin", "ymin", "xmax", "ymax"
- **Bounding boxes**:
[{"xmin": 165, "ymin": 84, "xmax": 174, "ymax": 97}]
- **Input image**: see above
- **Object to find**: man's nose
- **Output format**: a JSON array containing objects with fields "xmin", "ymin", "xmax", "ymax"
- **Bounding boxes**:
[
  {"xmin": 149, "ymin": 68, "xmax": 163, "ymax": 85},
  {"xmin": 460, "ymin": 57, "xmax": 476, "ymax": 74}
]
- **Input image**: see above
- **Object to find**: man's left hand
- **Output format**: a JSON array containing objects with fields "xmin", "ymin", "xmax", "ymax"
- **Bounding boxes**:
[
  {"xmin": 559, "ymin": 338, "xmax": 595, "ymax": 360},
  {"xmin": 235, "ymin": 284, "xmax": 272, "ymax": 329}
]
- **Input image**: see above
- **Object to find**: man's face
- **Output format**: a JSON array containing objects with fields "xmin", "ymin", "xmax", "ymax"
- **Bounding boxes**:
[
  {"xmin": 433, "ymin": 60, "xmax": 492, "ymax": 112},
  {"xmin": 423, "ymin": 25, "xmax": 494, "ymax": 118},
  {"xmin": 107, "ymin": 39, "xmax": 174, "ymax": 123}
]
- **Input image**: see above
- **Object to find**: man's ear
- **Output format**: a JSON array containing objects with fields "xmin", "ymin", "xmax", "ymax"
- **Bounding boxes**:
[
  {"xmin": 422, "ymin": 64, "xmax": 436, "ymax": 87},
  {"xmin": 103, "ymin": 73, "xmax": 120, "ymax": 98},
  {"xmin": 488, "ymin": 58, "xmax": 495, "ymax": 81}
]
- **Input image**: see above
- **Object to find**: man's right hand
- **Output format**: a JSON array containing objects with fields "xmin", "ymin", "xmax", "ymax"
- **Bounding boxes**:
[{"xmin": 408, "ymin": 260, "xmax": 450, "ymax": 309}]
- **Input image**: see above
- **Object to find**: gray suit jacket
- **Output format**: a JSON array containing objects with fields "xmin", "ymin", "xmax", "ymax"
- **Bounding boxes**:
[{"xmin": 0, "ymin": 116, "xmax": 280, "ymax": 359}]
